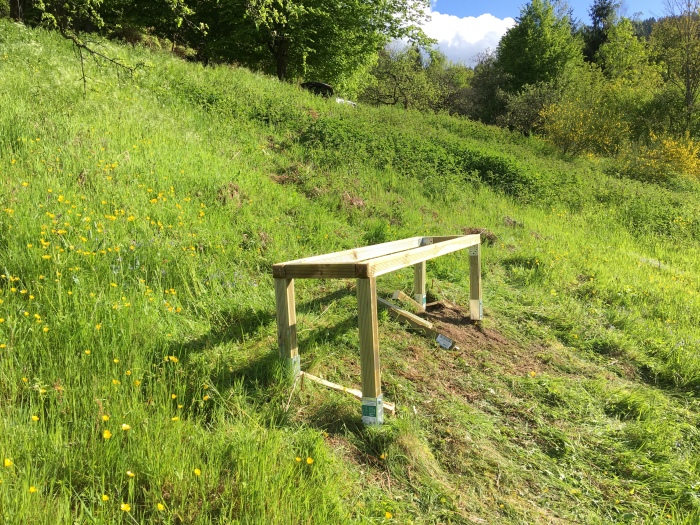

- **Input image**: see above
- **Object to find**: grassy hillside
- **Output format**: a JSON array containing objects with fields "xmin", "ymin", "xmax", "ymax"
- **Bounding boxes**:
[{"xmin": 1, "ymin": 20, "xmax": 700, "ymax": 524}]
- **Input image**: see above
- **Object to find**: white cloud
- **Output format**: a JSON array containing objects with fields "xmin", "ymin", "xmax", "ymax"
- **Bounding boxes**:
[{"xmin": 421, "ymin": 10, "xmax": 516, "ymax": 66}]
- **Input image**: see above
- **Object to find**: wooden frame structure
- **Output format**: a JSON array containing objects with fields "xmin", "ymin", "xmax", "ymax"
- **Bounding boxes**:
[{"xmin": 273, "ymin": 235, "xmax": 482, "ymax": 425}]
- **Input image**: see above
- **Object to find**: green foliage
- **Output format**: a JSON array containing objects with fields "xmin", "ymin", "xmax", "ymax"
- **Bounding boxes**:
[
  {"xmin": 651, "ymin": 1, "xmax": 700, "ymax": 133},
  {"xmin": 498, "ymin": 81, "xmax": 558, "ymax": 135},
  {"xmin": 596, "ymin": 18, "xmax": 653, "ymax": 81},
  {"xmin": 496, "ymin": 0, "xmax": 583, "ymax": 93},
  {"xmin": 614, "ymin": 132, "xmax": 700, "ymax": 182},
  {"xmin": 582, "ymin": 0, "xmax": 621, "ymax": 62},
  {"xmin": 359, "ymin": 45, "xmax": 469, "ymax": 112},
  {"xmin": 454, "ymin": 51, "xmax": 508, "ymax": 124},
  {"xmin": 197, "ymin": 0, "xmax": 431, "ymax": 91}
]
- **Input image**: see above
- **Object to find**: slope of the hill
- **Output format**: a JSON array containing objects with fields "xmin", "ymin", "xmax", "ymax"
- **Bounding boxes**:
[{"xmin": 1, "ymin": 20, "xmax": 700, "ymax": 524}]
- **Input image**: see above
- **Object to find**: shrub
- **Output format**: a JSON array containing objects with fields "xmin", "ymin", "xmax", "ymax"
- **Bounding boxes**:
[{"xmin": 615, "ymin": 132, "xmax": 700, "ymax": 183}]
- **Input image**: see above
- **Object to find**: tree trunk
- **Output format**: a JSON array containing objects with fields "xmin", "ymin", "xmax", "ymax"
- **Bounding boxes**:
[
  {"xmin": 9, "ymin": 0, "xmax": 26, "ymax": 21},
  {"xmin": 269, "ymin": 37, "xmax": 289, "ymax": 81}
]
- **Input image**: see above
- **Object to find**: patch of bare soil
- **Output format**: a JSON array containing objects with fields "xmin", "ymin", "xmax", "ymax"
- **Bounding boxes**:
[{"xmin": 420, "ymin": 301, "xmax": 547, "ymax": 377}]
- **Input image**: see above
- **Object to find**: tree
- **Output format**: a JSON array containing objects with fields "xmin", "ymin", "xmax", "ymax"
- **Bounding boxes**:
[
  {"xmin": 455, "ymin": 50, "xmax": 509, "ymax": 124},
  {"xmin": 651, "ymin": 0, "xmax": 700, "ymax": 132},
  {"xmin": 583, "ymin": 0, "xmax": 621, "ymax": 62},
  {"xmin": 597, "ymin": 18, "xmax": 656, "ymax": 80},
  {"xmin": 360, "ymin": 46, "xmax": 469, "ymax": 112},
  {"xmin": 495, "ymin": 0, "xmax": 583, "ymax": 93},
  {"xmin": 197, "ymin": 0, "xmax": 431, "ymax": 91},
  {"xmin": 360, "ymin": 46, "xmax": 438, "ymax": 110}
]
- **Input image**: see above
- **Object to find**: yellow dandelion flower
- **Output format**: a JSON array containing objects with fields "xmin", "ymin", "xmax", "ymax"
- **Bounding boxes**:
[
  {"xmin": 112, "ymin": 379, "xmax": 120, "ymax": 385},
  {"xmin": 157, "ymin": 503, "xmax": 165, "ymax": 511},
  {"xmin": 171, "ymin": 416, "xmax": 179, "ymax": 421},
  {"xmin": 121, "ymin": 424, "xmax": 131, "ymax": 431},
  {"xmin": 42, "ymin": 326, "xmax": 49, "ymax": 333},
  {"xmin": 31, "ymin": 415, "xmax": 39, "ymax": 422},
  {"xmin": 171, "ymin": 394, "xmax": 177, "ymax": 400},
  {"xmin": 29, "ymin": 486, "xmax": 37, "ymax": 493},
  {"xmin": 113, "ymin": 358, "xmax": 119, "ymax": 363},
  {"xmin": 39, "ymin": 388, "xmax": 47, "ymax": 394},
  {"xmin": 3, "ymin": 458, "xmax": 12, "ymax": 467},
  {"xmin": 126, "ymin": 471, "xmax": 135, "ymax": 478},
  {"xmin": 306, "ymin": 457, "xmax": 314, "ymax": 465},
  {"xmin": 385, "ymin": 511, "xmax": 393, "ymax": 519},
  {"xmin": 295, "ymin": 457, "xmax": 301, "ymax": 462},
  {"xmin": 84, "ymin": 350, "xmax": 91, "ymax": 355},
  {"xmin": 194, "ymin": 468, "xmax": 201, "ymax": 476},
  {"xmin": 103, "ymin": 429, "xmax": 112, "ymax": 439},
  {"xmin": 134, "ymin": 380, "xmax": 141, "ymax": 386},
  {"xmin": 101, "ymin": 494, "xmax": 109, "ymax": 501},
  {"xmin": 203, "ymin": 395, "xmax": 210, "ymax": 401},
  {"xmin": 95, "ymin": 324, "xmax": 101, "ymax": 330},
  {"xmin": 120, "ymin": 503, "xmax": 131, "ymax": 512},
  {"xmin": 102, "ymin": 415, "xmax": 110, "ymax": 422},
  {"xmin": 125, "ymin": 370, "xmax": 131, "ymax": 376}
]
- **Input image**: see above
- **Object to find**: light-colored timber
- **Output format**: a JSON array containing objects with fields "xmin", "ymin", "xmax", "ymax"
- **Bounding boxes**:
[
  {"xmin": 392, "ymin": 290, "xmax": 425, "ymax": 312},
  {"xmin": 301, "ymin": 372, "xmax": 395, "ymax": 414},
  {"xmin": 272, "ymin": 235, "xmax": 481, "ymax": 424},
  {"xmin": 413, "ymin": 262, "xmax": 427, "ymax": 310},
  {"xmin": 469, "ymin": 244, "xmax": 483, "ymax": 321},
  {"xmin": 273, "ymin": 235, "xmax": 480, "ymax": 280},
  {"xmin": 377, "ymin": 297, "xmax": 434, "ymax": 330},
  {"xmin": 357, "ymin": 277, "xmax": 382, "ymax": 399},
  {"xmin": 273, "ymin": 237, "xmax": 424, "ymax": 278},
  {"xmin": 377, "ymin": 297, "xmax": 459, "ymax": 350},
  {"xmin": 368, "ymin": 234, "xmax": 480, "ymax": 277},
  {"xmin": 274, "ymin": 278, "xmax": 299, "ymax": 375}
]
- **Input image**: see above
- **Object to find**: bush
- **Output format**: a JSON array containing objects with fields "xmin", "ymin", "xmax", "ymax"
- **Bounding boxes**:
[{"xmin": 615, "ymin": 132, "xmax": 700, "ymax": 183}]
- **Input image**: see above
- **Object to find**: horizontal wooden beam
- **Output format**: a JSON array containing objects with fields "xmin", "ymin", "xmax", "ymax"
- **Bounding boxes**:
[
  {"xmin": 277, "ymin": 237, "xmax": 424, "ymax": 266},
  {"xmin": 368, "ymin": 235, "xmax": 480, "ymax": 278},
  {"xmin": 301, "ymin": 371, "xmax": 395, "ymax": 414},
  {"xmin": 273, "ymin": 262, "xmax": 362, "ymax": 279}
]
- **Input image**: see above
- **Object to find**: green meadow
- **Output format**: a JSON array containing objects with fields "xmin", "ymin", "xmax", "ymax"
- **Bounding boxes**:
[{"xmin": 1, "ymin": 20, "xmax": 700, "ymax": 524}]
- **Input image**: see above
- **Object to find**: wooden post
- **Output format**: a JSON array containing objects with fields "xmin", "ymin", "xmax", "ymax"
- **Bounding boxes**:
[
  {"xmin": 413, "ymin": 261, "xmax": 427, "ymax": 310},
  {"xmin": 469, "ymin": 244, "xmax": 483, "ymax": 321},
  {"xmin": 356, "ymin": 277, "xmax": 383, "ymax": 425},
  {"xmin": 274, "ymin": 278, "xmax": 300, "ymax": 377}
]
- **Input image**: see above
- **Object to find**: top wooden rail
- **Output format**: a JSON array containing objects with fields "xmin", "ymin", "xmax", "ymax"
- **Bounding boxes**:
[
  {"xmin": 273, "ymin": 235, "xmax": 480, "ymax": 279},
  {"xmin": 273, "ymin": 235, "xmax": 483, "ymax": 425}
]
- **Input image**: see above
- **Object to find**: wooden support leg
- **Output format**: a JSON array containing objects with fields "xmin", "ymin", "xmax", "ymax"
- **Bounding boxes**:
[
  {"xmin": 413, "ymin": 261, "xmax": 427, "ymax": 310},
  {"xmin": 356, "ymin": 277, "xmax": 383, "ymax": 425},
  {"xmin": 274, "ymin": 278, "xmax": 300, "ymax": 377},
  {"xmin": 469, "ymin": 244, "xmax": 483, "ymax": 321}
]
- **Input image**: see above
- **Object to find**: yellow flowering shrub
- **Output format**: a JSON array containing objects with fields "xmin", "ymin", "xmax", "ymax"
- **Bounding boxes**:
[{"xmin": 615, "ymin": 133, "xmax": 700, "ymax": 182}]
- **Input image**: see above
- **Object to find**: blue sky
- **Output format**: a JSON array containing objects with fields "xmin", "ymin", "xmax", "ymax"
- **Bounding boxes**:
[
  {"xmin": 420, "ymin": 1, "xmax": 667, "ymax": 66},
  {"xmin": 434, "ymin": 1, "xmax": 667, "ymax": 21}
]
